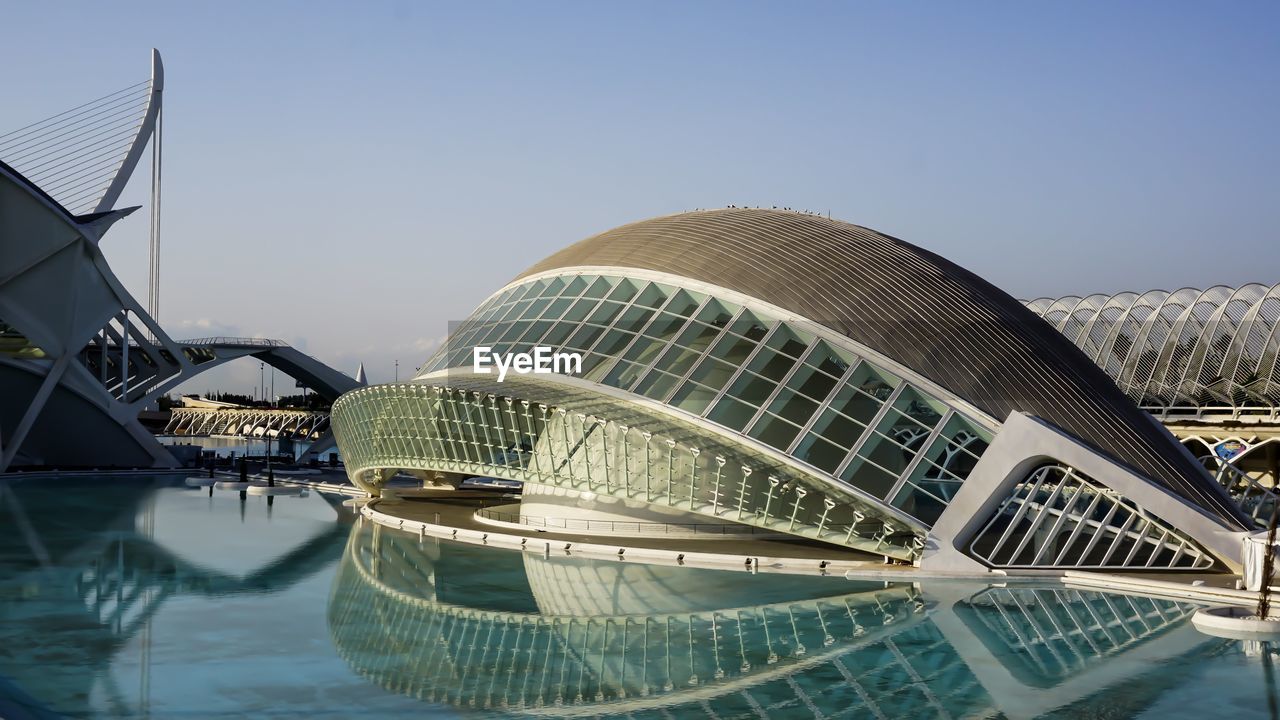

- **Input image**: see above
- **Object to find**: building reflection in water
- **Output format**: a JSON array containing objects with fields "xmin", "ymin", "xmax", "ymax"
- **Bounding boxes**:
[{"xmin": 328, "ymin": 521, "xmax": 1220, "ymax": 719}]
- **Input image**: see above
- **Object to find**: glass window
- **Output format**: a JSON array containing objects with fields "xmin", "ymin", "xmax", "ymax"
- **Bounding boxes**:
[
  {"xmin": 827, "ymin": 384, "xmax": 885, "ymax": 427},
  {"xmin": 725, "ymin": 371, "xmax": 776, "ymax": 407},
  {"xmin": 604, "ymin": 360, "xmax": 646, "ymax": 389},
  {"xmin": 616, "ymin": 304, "xmax": 657, "ymax": 333},
  {"xmin": 766, "ymin": 324, "xmax": 812, "ymax": 358},
  {"xmin": 807, "ymin": 340, "xmax": 854, "ymax": 378},
  {"xmin": 635, "ymin": 370, "xmax": 681, "ymax": 401},
  {"xmin": 541, "ymin": 322, "xmax": 574, "ymax": 348},
  {"xmin": 542, "ymin": 297, "xmax": 573, "ymax": 320},
  {"xmin": 687, "ymin": 357, "xmax": 738, "ymax": 392},
  {"xmin": 766, "ymin": 389, "xmax": 820, "ymax": 426},
  {"xmin": 606, "ymin": 278, "xmax": 640, "ymax": 303},
  {"xmin": 581, "ymin": 276, "xmax": 614, "ymax": 299},
  {"xmin": 709, "ymin": 333, "xmax": 756, "ymax": 365},
  {"xmin": 664, "ymin": 289, "xmax": 702, "ymax": 317},
  {"xmin": 729, "ymin": 310, "xmax": 771, "ymax": 341},
  {"xmin": 566, "ymin": 324, "xmax": 604, "ymax": 353},
  {"xmin": 809, "ymin": 406, "xmax": 866, "ymax": 448},
  {"xmin": 671, "ymin": 382, "xmax": 717, "ymax": 415},
  {"xmin": 643, "ymin": 312, "xmax": 688, "ymax": 341},
  {"xmin": 785, "ymin": 364, "xmax": 839, "ymax": 403},
  {"xmin": 619, "ymin": 333, "xmax": 669, "ymax": 366},
  {"xmin": 889, "ymin": 480, "xmax": 951, "ymax": 526},
  {"xmin": 848, "ymin": 361, "xmax": 899, "ymax": 398},
  {"xmin": 793, "ymin": 433, "xmax": 849, "ymax": 474},
  {"xmin": 561, "ymin": 296, "xmax": 599, "ymax": 323},
  {"xmin": 593, "ymin": 329, "xmax": 635, "ymax": 357},
  {"xmin": 840, "ymin": 456, "xmax": 900, "ymax": 498},
  {"xmin": 707, "ymin": 396, "xmax": 760, "ymax": 431},
  {"xmin": 633, "ymin": 282, "xmax": 674, "ymax": 309},
  {"xmin": 747, "ymin": 349, "xmax": 795, "ymax": 382},
  {"xmin": 561, "ymin": 275, "xmax": 588, "ymax": 297},
  {"xmin": 537, "ymin": 277, "xmax": 566, "ymax": 298},
  {"xmin": 696, "ymin": 299, "xmax": 738, "ymax": 327},
  {"xmin": 587, "ymin": 301, "xmax": 625, "ymax": 326},
  {"xmin": 893, "ymin": 386, "xmax": 945, "ymax": 429},
  {"xmin": 747, "ymin": 413, "xmax": 802, "ymax": 452}
]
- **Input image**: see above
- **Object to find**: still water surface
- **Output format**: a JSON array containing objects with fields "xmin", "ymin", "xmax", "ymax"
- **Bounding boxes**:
[{"xmin": 1, "ymin": 475, "xmax": 1278, "ymax": 718}]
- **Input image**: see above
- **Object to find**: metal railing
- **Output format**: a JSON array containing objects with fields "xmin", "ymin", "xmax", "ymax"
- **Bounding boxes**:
[
  {"xmin": 474, "ymin": 507, "xmax": 772, "ymax": 536},
  {"xmin": 179, "ymin": 336, "xmax": 289, "ymax": 348}
]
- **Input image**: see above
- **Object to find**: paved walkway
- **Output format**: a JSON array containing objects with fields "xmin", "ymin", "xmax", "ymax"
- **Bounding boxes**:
[{"xmin": 379, "ymin": 493, "xmax": 884, "ymax": 563}]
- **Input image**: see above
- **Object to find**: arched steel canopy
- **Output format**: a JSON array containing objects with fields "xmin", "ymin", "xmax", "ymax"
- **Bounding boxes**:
[{"xmin": 516, "ymin": 208, "xmax": 1247, "ymax": 529}]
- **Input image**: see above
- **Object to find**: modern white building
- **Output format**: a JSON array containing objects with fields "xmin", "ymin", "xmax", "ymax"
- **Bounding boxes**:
[{"xmin": 333, "ymin": 209, "xmax": 1255, "ymax": 573}]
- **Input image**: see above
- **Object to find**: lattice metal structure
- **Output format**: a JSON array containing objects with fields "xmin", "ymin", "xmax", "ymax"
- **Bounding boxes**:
[
  {"xmin": 1025, "ymin": 284, "xmax": 1280, "ymax": 415},
  {"xmin": 164, "ymin": 407, "xmax": 331, "ymax": 440},
  {"xmin": 334, "ymin": 382, "xmax": 922, "ymax": 559},
  {"xmin": 329, "ymin": 519, "xmax": 1207, "ymax": 718},
  {"xmin": 968, "ymin": 465, "xmax": 1216, "ymax": 570},
  {"xmin": 956, "ymin": 586, "xmax": 1198, "ymax": 681}
]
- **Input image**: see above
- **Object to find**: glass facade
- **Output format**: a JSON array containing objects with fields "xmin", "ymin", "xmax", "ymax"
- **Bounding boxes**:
[
  {"xmin": 331, "ymin": 382, "xmax": 922, "ymax": 559},
  {"xmin": 418, "ymin": 273, "xmax": 992, "ymax": 526}
]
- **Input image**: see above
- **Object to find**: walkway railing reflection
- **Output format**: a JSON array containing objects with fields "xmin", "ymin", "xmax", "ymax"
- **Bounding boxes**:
[{"xmin": 475, "ymin": 507, "xmax": 774, "ymax": 536}]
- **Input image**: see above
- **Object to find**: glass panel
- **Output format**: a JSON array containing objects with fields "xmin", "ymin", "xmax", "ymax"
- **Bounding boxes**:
[
  {"xmin": 808, "ymin": 340, "xmax": 854, "ymax": 378},
  {"xmin": 765, "ymin": 389, "xmax": 819, "ymax": 426},
  {"xmin": 635, "ymin": 370, "xmax": 681, "ymax": 401},
  {"xmin": 643, "ymin": 312, "xmax": 687, "ymax": 341},
  {"xmin": 566, "ymin": 324, "xmax": 604, "ymax": 353},
  {"xmin": 633, "ymin": 282, "xmax": 673, "ymax": 309},
  {"xmin": 793, "ymin": 433, "xmax": 849, "ymax": 474},
  {"xmin": 581, "ymin": 275, "xmax": 614, "ymax": 299},
  {"xmin": 541, "ymin": 322, "xmax": 574, "ymax": 348},
  {"xmin": 809, "ymin": 406, "xmax": 867, "ymax": 448},
  {"xmin": 827, "ymin": 384, "xmax": 886, "ymax": 427},
  {"xmin": 747, "ymin": 413, "xmax": 802, "ymax": 451},
  {"xmin": 730, "ymin": 310, "xmax": 772, "ymax": 341},
  {"xmin": 604, "ymin": 360, "xmax": 646, "ymax": 389},
  {"xmin": 890, "ymin": 480, "xmax": 950, "ymax": 526},
  {"xmin": 616, "ymin": 304, "xmax": 657, "ymax": 333},
  {"xmin": 766, "ymin": 324, "xmax": 812, "ymax": 358},
  {"xmin": 709, "ymin": 333, "xmax": 756, "ymax": 365},
  {"xmin": 588, "ymin": 301, "xmax": 626, "ymax": 326},
  {"xmin": 542, "ymin": 297, "xmax": 573, "ymax": 320},
  {"xmin": 537, "ymin": 277, "xmax": 565, "ymax": 298},
  {"xmin": 664, "ymin": 289, "xmax": 702, "ymax": 317},
  {"xmin": 687, "ymin": 357, "xmax": 737, "ymax": 392},
  {"xmin": 561, "ymin": 275, "xmax": 588, "ymax": 296},
  {"xmin": 786, "ymin": 364, "xmax": 839, "ymax": 403},
  {"xmin": 606, "ymin": 278, "xmax": 640, "ymax": 303},
  {"xmin": 840, "ymin": 456, "xmax": 901, "ymax": 498},
  {"xmin": 593, "ymin": 329, "xmax": 635, "ymax": 357},
  {"xmin": 707, "ymin": 396, "xmax": 759, "ymax": 431},
  {"xmin": 725, "ymin": 371, "xmax": 776, "ymax": 407},
  {"xmin": 886, "ymin": 386, "xmax": 945, "ymax": 434},
  {"xmin": 671, "ymin": 382, "xmax": 717, "ymax": 415},
  {"xmin": 747, "ymin": 349, "xmax": 795, "ymax": 382},
  {"xmin": 696, "ymin": 299, "xmax": 738, "ymax": 327},
  {"xmin": 561, "ymin": 296, "xmax": 599, "ymax": 323}
]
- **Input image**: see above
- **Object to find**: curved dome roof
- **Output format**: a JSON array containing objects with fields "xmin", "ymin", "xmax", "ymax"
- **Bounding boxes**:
[{"xmin": 516, "ymin": 208, "xmax": 1246, "ymax": 528}]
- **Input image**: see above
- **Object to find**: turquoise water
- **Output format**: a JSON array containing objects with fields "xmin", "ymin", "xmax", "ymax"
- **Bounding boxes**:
[{"xmin": 1, "ymin": 475, "xmax": 1279, "ymax": 719}]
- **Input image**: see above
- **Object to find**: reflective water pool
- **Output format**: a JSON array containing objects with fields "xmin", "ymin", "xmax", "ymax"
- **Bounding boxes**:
[{"xmin": 2, "ymin": 475, "xmax": 1279, "ymax": 718}]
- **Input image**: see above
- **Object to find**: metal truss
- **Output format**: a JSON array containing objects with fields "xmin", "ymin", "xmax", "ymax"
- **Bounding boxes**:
[
  {"xmin": 164, "ymin": 407, "xmax": 331, "ymax": 440},
  {"xmin": 967, "ymin": 464, "xmax": 1215, "ymax": 570},
  {"xmin": 332, "ymin": 383, "xmax": 925, "ymax": 560},
  {"xmin": 1026, "ymin": 284, "xmax": 1280, "ymax": 415}
]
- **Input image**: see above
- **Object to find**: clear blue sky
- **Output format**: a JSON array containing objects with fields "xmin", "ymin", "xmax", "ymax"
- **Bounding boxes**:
[{"xmin": 5, "ymin": 1, "xmax": 1277, "ymax": 393}]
